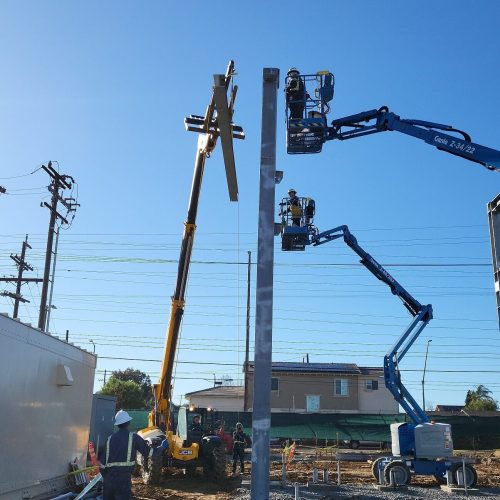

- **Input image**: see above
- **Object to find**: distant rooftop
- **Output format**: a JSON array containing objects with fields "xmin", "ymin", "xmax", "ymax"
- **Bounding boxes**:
[
  {"xmin": 247, "ymin": 362, "xmax": 382, "ymax": 375},
  {"xmin": 185, "ymin": 385, "xmax": 244, "ymax": 398}
]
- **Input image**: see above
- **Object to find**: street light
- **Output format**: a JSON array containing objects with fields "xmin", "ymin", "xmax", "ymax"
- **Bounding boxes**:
[
  {"xmin": 89, "ymin": 339, "xmax": 96, "ymax": 354},
  {"xmin": 422, "ymin": 339, "xmax": 432, "ymax": 411}
]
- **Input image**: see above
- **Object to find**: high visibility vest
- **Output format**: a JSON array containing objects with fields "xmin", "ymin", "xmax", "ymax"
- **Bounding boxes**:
[{"xmin": 103, "ymin": 432, "xmax": 135, "ymax": 468}]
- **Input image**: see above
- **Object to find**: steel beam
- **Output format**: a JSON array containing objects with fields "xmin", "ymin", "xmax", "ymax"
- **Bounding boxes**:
[{"xmin": 251, "ymin": 67, "xmax": 279, "ymax": 500}]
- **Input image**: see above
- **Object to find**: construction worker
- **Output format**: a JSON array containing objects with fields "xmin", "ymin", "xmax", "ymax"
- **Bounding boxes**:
[
  {"xmin": 286, "ymin": 188, "xmax": 302, "ymax": 227},
  {"xmin": 188, "ymin": 414, "xmax": 204, "ymax": 443},
  {"xmin": 232, "ymin": 422, "xmax": 250, "ymax": 475},
  {"xmin": 285, "ymin": 68, "xmax": 306, "ymax": 120},
  {"xmin": 100, "ymin": 410, "xmax": 166, "ymax": 500}
]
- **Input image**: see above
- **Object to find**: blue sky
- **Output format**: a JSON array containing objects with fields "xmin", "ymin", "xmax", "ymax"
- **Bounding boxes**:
[{"xmin": 1, "ymin": 1, "xmax": 500, "ymax": 410}]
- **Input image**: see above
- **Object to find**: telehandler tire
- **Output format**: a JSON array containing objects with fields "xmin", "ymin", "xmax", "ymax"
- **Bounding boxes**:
[
  {"xmin": 203, "ymin": 441, "xmax": 226, "ymax": 482},
  {"xmin": 141, "ymin": 453, "xmax": 162, "ymax": 485}
]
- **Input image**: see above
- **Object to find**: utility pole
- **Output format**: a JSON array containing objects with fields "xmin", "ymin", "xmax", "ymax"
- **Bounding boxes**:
[
  {"xmin": 243, "ymin": 250, "xmax": 251, "ymax": 412},
  {"xmin": 38, "ymin": 161, "xmax": 78, "ymax": 331},
  {"xmin": 45, "ymin": 227, "xmax": 60, "ymax": 331},
  {"xmin": 0, "ymin": 235, "xmax": 43, "ymax": 318},
  {"xmin": 251, "ymin": 67, "xmax": 279, "ymax": 500},
  {"xmin": 422, "ymin": 339, "xmax": 432, "ymax": 411}
]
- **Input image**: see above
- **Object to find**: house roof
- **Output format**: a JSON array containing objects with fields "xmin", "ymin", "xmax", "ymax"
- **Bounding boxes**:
[
  {"xmin": 185, "ymin": 385, "xmax": 244, "ymax": 398},
  {"xmin": 248, "ymin": 362, "xmax": 364, "ymax": 374},
  {"xmin": 359, "ymin": 366, "xmax": 385, "ymax": 376},
  {"xmin": 435, "ymin": 405, "xmax": 464, "ymax": 412}
]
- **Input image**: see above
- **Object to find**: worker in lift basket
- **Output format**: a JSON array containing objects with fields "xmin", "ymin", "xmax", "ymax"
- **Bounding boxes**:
[
  {"xmin": 284, "ymin": 188, "xmax": 302, "ymax": 227},
  {"xmin": 232, "ymin": 422, "xmax": 251, "ymax": 475},
  {"xmin": 99, "ymin": 410, "xmax": 167, "ymax": 500},
  {"xmin": 285, "ymin": 68, "xmax": 306, "ymax": 119}
]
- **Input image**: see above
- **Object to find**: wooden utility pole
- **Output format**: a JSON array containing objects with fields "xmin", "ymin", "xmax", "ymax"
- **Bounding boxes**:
[
  {"xmin": 0, "ymin": 235, "xmax": 42, "ymax": 317},
  {"xmin": 38, "ymin": 161, "xmax": 78, "ymax": 330}
]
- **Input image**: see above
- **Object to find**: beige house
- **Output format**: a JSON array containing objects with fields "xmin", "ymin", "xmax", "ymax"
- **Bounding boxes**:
[
  {"xmin": 245, "ymin": 362, "xmax": 398, "ymax": 414},
  {"xmin": 185, "ymin": 385, "xmax": 244, "ymax": 412}
]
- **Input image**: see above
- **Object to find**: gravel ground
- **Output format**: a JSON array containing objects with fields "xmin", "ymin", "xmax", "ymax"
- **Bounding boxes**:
[{"xmin": 231, "ymin": 483, "xmax": 500, "ymax": 499}]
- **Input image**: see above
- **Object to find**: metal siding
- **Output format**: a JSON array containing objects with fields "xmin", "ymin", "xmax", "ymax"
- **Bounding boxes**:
[{"xmin": 0, "ymin": 314, "xmax": 96, "ymax": 498}]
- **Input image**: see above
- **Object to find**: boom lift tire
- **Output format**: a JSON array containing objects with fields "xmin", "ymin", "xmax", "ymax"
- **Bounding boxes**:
[
  {"xmin": 371, "ymin": 457, "xmax": 385, "ymax": 481},
  {"xmin": 141, "ymin": 453, "xmax": 162, "ymax": 485},
  {"xmin": 450, "ymin": 463, "xmax": 477, "ymax": 488},
  {"xmin": 383, "ymin": 460, "xmax": 411, "ymax": 486}
]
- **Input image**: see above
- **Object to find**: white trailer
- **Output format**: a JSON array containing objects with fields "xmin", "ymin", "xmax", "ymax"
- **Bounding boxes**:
[{"xmin": 0, "ymin": 313, "xmax": 96, "ymax": 500}]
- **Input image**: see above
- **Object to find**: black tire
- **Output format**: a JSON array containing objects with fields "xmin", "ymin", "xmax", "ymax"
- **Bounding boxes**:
[
  {"xmin": 433, "ymin": 473, "xmax": 447, "ymax": 485},
  {"xmin": 208, "ymin": 441, "xmax": 226, "ymax": 483},
  {"xmin": 383, "ymin": 460, "xmax": 411, "ymax": 486},
  {"xmin": 350, "ymin": 440, "xmax": 360, "ymax": 449},
  {"xmin": 141, "ymin": 452, "xmax": 162, "ymax": 485},
  {"xmin": 185, "ymin": 465, "xmax": 197, "ymax": 477},
  {"xmin": 372, "ymin": 457, "xmax": 385, "ymax": 481},
  {"xmin": 450, "ymin": 463, "xmax": 477, "ymax": 488}
]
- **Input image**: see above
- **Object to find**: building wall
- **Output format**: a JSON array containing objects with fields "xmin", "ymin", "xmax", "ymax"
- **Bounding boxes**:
[
  {"xmin": 0, "ymin": 314, "xmax": 96, "ymax": 499},
  {"xmin": 246, "ymin": 372, "xmax": 360, "ymax": 412},
  {"xmin": 186, "ymin": 394, "xmax": 244, "ymax": 412},
  {"xmin": 357, "ymin": 376, "xmax": 399, "ymax": 413}
]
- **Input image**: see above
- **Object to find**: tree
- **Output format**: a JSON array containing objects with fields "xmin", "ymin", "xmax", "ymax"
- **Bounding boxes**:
[
  {"xmin": 100, "ymin": 378, "xmax": 144, "ymax": 409},
  {"xmin": 464, "ymin": 384, "xmax": 498, "ymax": 411},
  {"xmin": 111, "ymin": 368, "xmax": 153, "ymax": 408}
]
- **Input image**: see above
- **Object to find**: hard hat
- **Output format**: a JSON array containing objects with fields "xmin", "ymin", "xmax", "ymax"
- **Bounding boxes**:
[
  {"xmin": 288, "ymin": 188, "xmax": 296, "ymax": 194},
  {"xmin": 287, "ymin": 67, "xmax": 299, "ymax": 76},
  {"xmin": 236, "ymin": 422, "xmax": 243, "ymax": 429},
  {"xmin": 115, "ymin": 410, "xmax": 133, "ymax": 426}
]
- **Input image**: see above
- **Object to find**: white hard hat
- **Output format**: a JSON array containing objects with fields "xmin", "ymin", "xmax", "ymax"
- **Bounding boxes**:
[
  {"xmin": 288, "ymin": 188, "xmax": 296, "ymax": 194},
  {"xmin": 115, "ymin": 410, "xmax": 133, "ymax": 426}
]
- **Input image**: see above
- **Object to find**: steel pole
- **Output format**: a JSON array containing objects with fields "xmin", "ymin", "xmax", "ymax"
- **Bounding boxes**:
[
  {"xmin": 251, "ymin": 67, "xmax": 279, "ymax": 500},
  {"xmin": 243, "ymin": 250, "xmax": 251, "ymax": 411}
]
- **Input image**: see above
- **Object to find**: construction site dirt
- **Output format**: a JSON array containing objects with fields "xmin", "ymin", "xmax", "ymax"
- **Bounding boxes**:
[{"xmin": 131, "ymin": 448, "xmax": 500, "ymax": 499}]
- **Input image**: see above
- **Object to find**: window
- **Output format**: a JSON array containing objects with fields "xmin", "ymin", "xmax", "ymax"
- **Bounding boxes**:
[
  {"xmin": 271, "ymin": 377, "xmax": 279, "ymax": 392},
  {"xmin": 334, "ymin": 378, "xmax": 348, "ymax": 396},
  {"xmin": 306, "ymin": 395, "xmax": 320, "ymax": 412},
  {"xmin": 365, "ymin": 379, "xmax": 379, "ymax": 391}
]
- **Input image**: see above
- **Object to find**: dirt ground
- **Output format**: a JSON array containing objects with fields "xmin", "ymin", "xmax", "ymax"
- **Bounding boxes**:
[{"xmin": 131, "ymin": 448, "xmax": 500, "ymax": 499}]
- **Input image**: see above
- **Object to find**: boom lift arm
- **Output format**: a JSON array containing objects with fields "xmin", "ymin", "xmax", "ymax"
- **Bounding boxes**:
[
  {"xmin": 311, "ymin": 224, "xmax": 432, "ymax": 424},
  {"xmin": 327, "ymin": 107, "xmax": 500, "ymax": 172},
  {"xmin": 285, "ymin": 71, "xmax": 500, "ymax": 171}
]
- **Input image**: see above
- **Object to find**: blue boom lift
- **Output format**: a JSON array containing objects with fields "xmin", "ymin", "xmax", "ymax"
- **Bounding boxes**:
[
  {"xmin": 284, "ymin": 69, "xmax": 500, "ymax": 172},
  {"xmin": 278, "ymin": 205, "xmax": 478, "ymax": 486}
]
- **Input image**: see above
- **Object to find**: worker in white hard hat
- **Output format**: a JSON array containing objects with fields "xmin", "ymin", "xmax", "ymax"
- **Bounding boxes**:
[
  {"xmin": 99, "ymin": 410, "xmax": 166, "ymax": 500},
  {"xmin": 285, "ymin": 68, "xmax": 306, "ymax": 119}
]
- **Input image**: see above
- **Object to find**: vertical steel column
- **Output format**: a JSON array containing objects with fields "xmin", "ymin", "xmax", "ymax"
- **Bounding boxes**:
[{"xmin": 251, "ymin": 67, "xmax": 279, "ymax": 500}]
